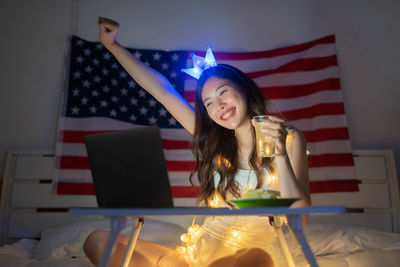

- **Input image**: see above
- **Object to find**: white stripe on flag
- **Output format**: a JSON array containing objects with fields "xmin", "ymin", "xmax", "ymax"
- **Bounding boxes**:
[
  {"xmin": 309, "ymin": 166, "xmax": 356, "ymax": 181},
  {"xmin": 183, "ymin": 65, "xmax": 340, "ymax": 94},
  {"xmin": 56, "ymin": 142, "xmax": 194, "ymax": 161},
  {"xmin": 59, "ymin": 117, "xmax": 192, "ymax": 140},
  {"xmin": 270, "ymin": 90, "xmax": 343, "ymax": 112},
  {"xmin": 219, "ymin": 44, "xmax": 337, "ymax": 73},
  {"xmin": 306, "ymin": 140, "xmax": 353, "ymax": 156},
  {"xmin": 289, "ymin": 115, "xmax": 348, "ymax": 131},
  {"xmin": 253, "ymin": 66, "xmax": 340, "ymax": 87}
]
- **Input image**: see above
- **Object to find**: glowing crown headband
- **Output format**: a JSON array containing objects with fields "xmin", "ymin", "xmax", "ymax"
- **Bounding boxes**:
[{"xmin": 181, "ymin": 45, "xmax": 217, "ymax": 79}]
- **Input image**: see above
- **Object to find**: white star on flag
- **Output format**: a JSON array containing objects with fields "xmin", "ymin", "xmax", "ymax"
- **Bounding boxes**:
[
  {"xmin": 134, "ymin": 51, "xmax": 142, "ymax": 59},
  {"xmin": 162, "ymin": 63, "xmax": 169, "ymax": 70},
  {"xmin": 159, "ymin": 108, "xmax": 167, "ymax": 117},
  {"xmin": 171, "ymin": 53, "xmax": 179, "ymax": 61},
  {"xmin": 73, "ymin": 71, "xmax": 81, "ymax": 79},
  {"xmin": 139, "ymin": 106, "xmax": 148, "ymax": 115},
  {"xmin": 81, "ymin": 97, "xmax": 88, "ymax": 105},
  {"xmin": 71, "ymin": 106, "xmax": 79, "ymax": 114},
  {"xmin": 93, "ymin": 75, "xmax": 101, "ymax": 82},
  {"xmin": 76, "ymin": 56, "xmax": 83, "ymax": 63},
  {"xmin": 148, "ymin": 116, "xmax": 157, "ymax": 124},
  {"xmin": 168, "ymin": 117, "xmax": 177, "ymax": 125},
  {"xmin": 84, "ymin": 48, "xmax": 91, "ymax": 56},
  {"xmin": 128, "ymin": 81, "xmax": 136, "ymax": 88},
  {"xmin": 85, "ymin": 66, "xmax": 93, "ymax": 73},
  {"xmin": 130, "ymin": 97, "xmax": 138, "ymax": 105},
  {"xmin": 82, "ymin": 80, "xmax": 90, "ymax": 88},
  {"xmin": 103, "ymin": 53, "xmax": 111, "ymax": 60},
  {"xmin": 148, "ymin": 99, "xmax": 156, "ymax": 107},
  {"xmin": 138, "ymin": 89, "xmax": 146, "ymax": 98},
  {"xmin": 100, "ymin": 100, "xmax": 108, "ymax": 107},
  {"xmin": 153, "ymin": 52, "xmax": 161, "ymax": 61},
  {"xmin": 120, "ymin": 88, "xmax": 128, "ymax": 95},
  {"xmin": 120, "ymin": 105, "xmax": 128, "ymax": 112},
  {"xmin": 110, "ymin": 110, "xmax": 117, "ymax": 117}
]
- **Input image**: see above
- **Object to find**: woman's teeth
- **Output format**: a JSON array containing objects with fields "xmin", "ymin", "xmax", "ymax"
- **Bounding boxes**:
[{"xmin": 222, "ymin": 108, "xmax": 234, "ymax": 120}]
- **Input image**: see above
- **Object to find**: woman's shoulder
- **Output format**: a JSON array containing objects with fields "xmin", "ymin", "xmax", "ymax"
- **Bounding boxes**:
[{"xmin": 285, "ymin": 127, "xmax": 307, "ymax": 152}]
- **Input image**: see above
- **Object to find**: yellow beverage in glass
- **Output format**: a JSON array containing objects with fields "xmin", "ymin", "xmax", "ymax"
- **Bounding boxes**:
[{"xmin": 253, "ymin": 115, "xmax": 276, "ymax": 157}]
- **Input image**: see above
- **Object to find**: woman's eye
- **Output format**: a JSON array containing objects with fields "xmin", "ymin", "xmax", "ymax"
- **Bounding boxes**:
[
  {"xmin": 206, "ymin": 102, "xmax": 213, "ymax": 108},
  {"xmin": 220, "ymin": 89, "xmax": 227, "ymax": 96}
]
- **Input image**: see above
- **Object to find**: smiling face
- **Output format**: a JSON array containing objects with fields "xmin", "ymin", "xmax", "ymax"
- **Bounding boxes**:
[{"xmin": 201, "ymin": 76, "xmax": 249, "ymax": 130}]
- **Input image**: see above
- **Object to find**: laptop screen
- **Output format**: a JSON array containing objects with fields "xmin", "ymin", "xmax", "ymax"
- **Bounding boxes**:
[{"xmin": 84, "ymin": 126, "xmax": 174, "ymax": 208}]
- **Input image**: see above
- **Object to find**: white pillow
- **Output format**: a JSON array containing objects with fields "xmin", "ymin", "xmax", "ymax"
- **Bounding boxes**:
[
  {"xmin": 33, "ymin": 218, "xmax": 186, "ymax": 260},
  {"xmin": 291, "ymin": 223, "xmax": 400, "ymax": 258}
]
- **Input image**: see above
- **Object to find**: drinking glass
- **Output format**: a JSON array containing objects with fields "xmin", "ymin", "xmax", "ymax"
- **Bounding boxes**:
[{"xmin": 253, "ymin": 115, "xmax": 276, "ymax": 157}]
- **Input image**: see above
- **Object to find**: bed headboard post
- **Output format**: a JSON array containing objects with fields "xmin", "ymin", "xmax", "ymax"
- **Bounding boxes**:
[{"xmin": 0, "ymin": 150, "xmax": 14, "ymax": 244}]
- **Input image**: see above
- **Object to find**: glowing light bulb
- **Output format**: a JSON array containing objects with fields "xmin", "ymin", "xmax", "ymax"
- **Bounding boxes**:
[
  {"xmin": 188, "ymin": 224, "xmax": 201, "ymax": 235},
  {"xmin": 180, "ymin": 233, "xmax": 190, "ymax": 243},
  {"xmin": 230, "ymin": 229, "xmax": 241, "ymax": 240},
  {"xmin": 175, "ymin": 246, "xmax": 186, "ymax": 255},
  {"xmin": 188, "ymin": 245, "xmax": 195, "ymax": 253}
]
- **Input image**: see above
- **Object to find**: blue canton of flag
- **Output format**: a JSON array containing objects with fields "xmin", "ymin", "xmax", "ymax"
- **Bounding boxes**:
[{"xmin": 66, "ymin": 35, "xmax": 187, "ymax": 128}]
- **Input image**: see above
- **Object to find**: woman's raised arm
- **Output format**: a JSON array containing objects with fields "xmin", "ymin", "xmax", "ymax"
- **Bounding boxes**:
[{"xmin": 98, "ymin": 17, "xmax": 195, "ymax": 134}]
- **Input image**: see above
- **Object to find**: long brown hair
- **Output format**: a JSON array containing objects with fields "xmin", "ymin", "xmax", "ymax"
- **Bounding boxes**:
[{"xmin": 189, "ymin": 64, "xmax": 275, "ymax": 206}]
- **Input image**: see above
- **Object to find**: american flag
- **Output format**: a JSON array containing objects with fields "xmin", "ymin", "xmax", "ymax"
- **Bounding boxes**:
[{"xmin": 53, "ymin": 35, "xmax": 358, "ymax": 206}]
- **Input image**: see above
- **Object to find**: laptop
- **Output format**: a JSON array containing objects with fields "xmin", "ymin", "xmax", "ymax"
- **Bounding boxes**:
[{"xmin": 84, "ymin": 126, "xmax": 174, "ymax": 208}]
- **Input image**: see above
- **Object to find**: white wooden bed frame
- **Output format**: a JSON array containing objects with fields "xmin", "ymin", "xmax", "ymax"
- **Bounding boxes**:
[{"xmin": 1, "ymin": 149, "xmax": 399, "ymax": 246}]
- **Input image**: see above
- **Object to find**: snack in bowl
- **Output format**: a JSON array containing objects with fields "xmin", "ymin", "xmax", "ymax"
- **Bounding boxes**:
[{"xmin": 244, "ymin": 188, "xmax": 281, "ymax": 199}]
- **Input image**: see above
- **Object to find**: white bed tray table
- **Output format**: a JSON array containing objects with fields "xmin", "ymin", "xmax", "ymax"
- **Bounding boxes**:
[{"xmin": 70, "ymin": 206, "xmax": 345, "ymax": 267}]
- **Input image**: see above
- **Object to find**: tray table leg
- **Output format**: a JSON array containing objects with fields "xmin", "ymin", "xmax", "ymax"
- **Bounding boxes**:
[
  {"xmin": 271, "ymin": 216, "xmax": 296, "ymax": 267},
  {"xmin": 121, "ymin": 217, "xmax": 145, "ymax": 267},
  {"xmin": 287, "ymin": 215, "xmax": 318, "ymax": 267},
  {"xmin": 99, "ymin": 216, "xmax": 128, "ymax": 267}
]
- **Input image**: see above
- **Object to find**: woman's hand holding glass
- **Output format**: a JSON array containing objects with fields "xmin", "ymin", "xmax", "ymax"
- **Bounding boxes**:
[{"xmin": 251, "ymin": 115, "xmax": 288, "ymax": 157}]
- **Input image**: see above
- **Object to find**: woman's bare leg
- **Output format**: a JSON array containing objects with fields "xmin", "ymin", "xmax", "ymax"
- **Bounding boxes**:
[
  {"xmin": 83, "ymin": 230, "xmax": 188, "ymax": 267},
  {"xmin": 207, "ymin": 248, "xmax": 275, "ymax": 267}
]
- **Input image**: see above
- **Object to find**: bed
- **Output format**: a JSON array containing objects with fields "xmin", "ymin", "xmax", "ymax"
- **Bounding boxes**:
[{"xmin": 0, "ymin": 149, "xmax": 400, "ymax": 266}]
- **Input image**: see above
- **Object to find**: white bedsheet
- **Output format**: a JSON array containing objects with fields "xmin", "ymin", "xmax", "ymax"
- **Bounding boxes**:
[{"xmin": 1, "ymin": 220, "xmax": 400, "ymax": 267}]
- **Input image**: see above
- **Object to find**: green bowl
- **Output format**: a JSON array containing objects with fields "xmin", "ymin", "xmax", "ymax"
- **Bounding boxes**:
[{"xmin": 227, "ymin": 198, "xmax": 299, "ymax": 208}]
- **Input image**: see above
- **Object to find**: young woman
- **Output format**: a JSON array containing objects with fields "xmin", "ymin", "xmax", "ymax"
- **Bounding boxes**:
[{"xmin": 83, "ymin": 17, "xmax": 311, "ymax": 267}]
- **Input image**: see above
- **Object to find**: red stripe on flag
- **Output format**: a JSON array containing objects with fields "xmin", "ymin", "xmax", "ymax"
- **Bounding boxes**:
[
  {"xmin": 189, "ymin": 35, "xmax": 335, "ymax": 60},
  {"xmin": 309, "ymin": 179, "xmax": 359, "ymax": 193},
  {"xmin": 308, "ymin": 153, "xmax": 354, "ymax": 168},
  {"xmin": 59, "ymin": 156, "xmax": 195, "ymax": 172},
  {"xmin": 162, "ymin": 139, "xmax": 191, "ymax": 149},
  {"xmin": 62, "ymin": 130, "xmax": 111, "ymax": 143},
  {"xmin": 303, "ymin": 127, "xmax": 350, "ymax": 142},
  {"xmin": 60, "ymin": 156, "xmax": 89, "ymax": 169},
  {"xmin": 171, "ymin": 186, "xmax": 201, "ymax": 198},
  {"xmin": 166, "ymin": 160, "xmax": 196, "ymax": 172},
  {"xmin": 248, "ymin": 55, "xmax": 338, "ymax": 79},
  {"xmin": 261, "ymin": 78, "xmax": 341, "ymax": 100},
  {"xmin": 57, "ymin": 182, "xmax": 95, "ymax": 194},
  {"xmin": 281, "ymin": 102, "xmax": 345, "ymax": 121}
]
